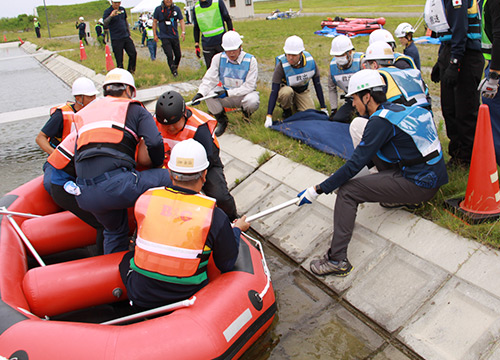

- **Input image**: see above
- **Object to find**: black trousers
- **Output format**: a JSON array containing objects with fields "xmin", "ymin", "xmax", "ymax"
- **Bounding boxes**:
[
  {"xmin": 161, "ymin": 37, "xmax": 182, "ymax": 73},
  {"xmin": 202, "ymin": 164, "xmax": 237, "ymax": 221},
  {"xmin": 331, "ymin": 98, "xmax": 355, "ymax": 123},
  {"xmin": 438, "ymin": 44, "xmax": 484, "ymax": 164},
  {"xmin": 79, "ymin": 34, "xmax": 88, "ymax": 46},
  {"xmin": 111, "ymin": 36, "xmax": 137, "ymax": 73},
  {"xmin": 202, "ymin": 44, "xmax": 224, "ymax": 68}
]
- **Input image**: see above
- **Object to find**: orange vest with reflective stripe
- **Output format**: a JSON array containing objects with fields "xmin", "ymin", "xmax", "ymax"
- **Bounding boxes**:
[
  {"xmin": 49, "ymin": 102, "xmax": 76, "ymax": 144},
  {"xmin": 47, "ymin": 131, "xmax": 76, "ymax": 173},
  {"xmin": 74, "ymin": 97, "xmax": 141, "ymax": 157},
  {"xmin": 133, "ymin": 187, "xmax": 216, "ymax": 278},
  {"xmin": 156, "ymin": 107, "xmax": 219, "ymax": 168}
]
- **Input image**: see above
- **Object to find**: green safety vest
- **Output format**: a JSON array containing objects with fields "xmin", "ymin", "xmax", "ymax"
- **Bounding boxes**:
[
  {"xmin": 146, "ymin": 27, "xmax": 155, "ymax": 40},
  {"xmin": 481, "ymin": 0, "xmax": 492, "ymax": 60},
  {"xmin": 34, "ymin": 21, "xmax": 40, "ymax": 28},
  {"xmin": 194, "ymin": 1, "xmax": 224, "ymax": 38}
]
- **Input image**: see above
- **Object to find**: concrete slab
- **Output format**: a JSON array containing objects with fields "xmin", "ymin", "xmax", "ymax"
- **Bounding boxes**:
[
  {"xmin": 345, "ymin": 246, "xmax": 448, "ymax": 333},
  {"xmin": 217, "ymin": 134, "xmax": 273, "ymax": 167},
  {"xmin": 373, "ymin": 345, "xmax": 412, "ymax": 360},
  {"xmin": 268, "ymin": 202, "xmax": 333, "ymax": 263},
  {"xmin": 219, "ymin": 152, "xmax": 255, "ymax": 191},
  {"xmin": 456, "ymin": 245, "xmax": 500, "ymax": 299},
  {"xmin": 399, "ymin": 277, "xmax": 500, "ymax": 360},
  {"xmin": 258, "ymin": 154, "xmax": 301, "ymax": 182},
  {"xmin": 230, "ymin": 171, "xmax": 280, "ymax": 214}
]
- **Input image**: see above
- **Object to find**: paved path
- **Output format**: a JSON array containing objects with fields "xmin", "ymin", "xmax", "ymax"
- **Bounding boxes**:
[{"xmin": 10, "ymin": 41, "xmax": 500, "ymax": 360}]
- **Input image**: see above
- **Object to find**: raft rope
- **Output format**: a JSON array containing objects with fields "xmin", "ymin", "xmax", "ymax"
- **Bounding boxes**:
[{"xmin": 241, "ymin": 231, "xmax": 272, "ymax": 302}]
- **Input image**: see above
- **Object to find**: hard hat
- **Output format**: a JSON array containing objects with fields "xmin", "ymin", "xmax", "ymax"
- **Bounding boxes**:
[
  {"xmin": 346, "ymin": 69, "xmax": 386, "ymax": 97},
  {"xmin": 283, "ymin": 35, "xmax": 305, "ymax": 55},
  {"xmin": 34, "ymin": 17, "xmax": 37, "ymax": 21},
  {"xmin": 99, "ymin": 18, "xmax": 103, "ymax": 24},
  {"xmin": 369, "ymin": 29, "xmax": 396, "ymax": 45},
  {"xmin": 168, "ymin": 139, "xmax": 210, "ymax": 175},
  {"xmin": 79, "ymin": 17, "xmax": 84, "ymax": 21},
  {"xmin": 364, "ymin": 41, "xmax": 394, "ymax": 61},
  {"xmin": 394, "ymin": 22, "xmax": 415, "ymax": 38},
  {"xmin": 222, "ymin": 31, "xmax": 243, "ymax": 51},
  {"xmin": 155, "ymin": 90, "xmax": 186, "ymax": 125},
  {"xmin": 330, "ymin": 35, "xmax": 354, "ymax": 56},
  {"xmin": 147, "ymin": 19, "xmax": 153, "ymax": 27},
  {"xmin": 72, "ymin": 77, "xmax": 99, "ymax": 96},
  {"xmin": 103, "ymin": 68, "xmax": 136, "ymax": 92},
  {"xmin": 111, "ymin": 0, "xmax": 121, "ymax": 2}
]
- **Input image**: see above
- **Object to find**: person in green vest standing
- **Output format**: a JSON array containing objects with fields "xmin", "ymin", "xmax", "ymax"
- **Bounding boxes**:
[
  {"xmin": 34, "ymin": 18, "xmax": 41, "ymax": 38},
  {"xmin": 95, "ymin": 18, "xmax": 106, "ymax": 46},
  {"xmin": 192, "ymin": 0, "xmax": 233, "ymax": 68},
  {"xmin": 145, "ymin": 19, "xmax": 157, "ymax": 61}
]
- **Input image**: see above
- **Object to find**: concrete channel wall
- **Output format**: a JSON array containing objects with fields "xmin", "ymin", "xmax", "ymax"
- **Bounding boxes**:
[{"xmin": 22, "ymin": 42, "xmax": 500, "ymax": 360}]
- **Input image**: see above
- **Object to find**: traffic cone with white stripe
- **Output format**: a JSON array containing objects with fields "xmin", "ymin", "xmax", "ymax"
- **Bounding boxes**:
[
  {"xmin": 445, "ymin": 104, "xmax": 500, "ymax": 223},
  {"xmin": 79, "ymin": 40, "xmax": 87, "ymax": 61},
  {"xmin": 105, "ymin": 44, "xmax": 115, "ymax": 71}
]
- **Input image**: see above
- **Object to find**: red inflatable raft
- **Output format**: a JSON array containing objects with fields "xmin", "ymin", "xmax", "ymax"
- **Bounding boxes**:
[
  {"xmin": 0, "ymin": 176, "xmax": 276, "ymax": 359},
  {"xmin": 320, "ymin": 17, "xmax": 386, "ymax": 36}
]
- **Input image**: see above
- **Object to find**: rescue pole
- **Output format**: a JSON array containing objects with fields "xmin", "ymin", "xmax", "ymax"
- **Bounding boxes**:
[
  {"xmin": 0, "ymin": 208, "xmax": 42, "ymax": 218},
  {"xmin": 185, "ymin": 93, "xmax": 219, "ymax": 106},
  {"xmin": 245, "ymin": 198, "xmax": 298, "ymax": 222}
]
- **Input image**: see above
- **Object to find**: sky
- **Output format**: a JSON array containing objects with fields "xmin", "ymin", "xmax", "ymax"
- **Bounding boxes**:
[{"xmin": 4, "ymin": 0, "xmax": 141, "ymax": 19}]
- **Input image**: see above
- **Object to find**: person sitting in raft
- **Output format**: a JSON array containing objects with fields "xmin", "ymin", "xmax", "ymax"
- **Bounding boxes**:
[{"xmin": 119, "ymin": 139, "xmax": 250, "ymax": 311}]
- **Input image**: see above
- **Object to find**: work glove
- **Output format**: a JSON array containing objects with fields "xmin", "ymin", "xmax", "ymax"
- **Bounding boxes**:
[
  {"xmin": 478, "ymin": 75, "xmax": 499, "ymax": 99},
  {"xmin": 297, "ymin": 186, "xmax": 319, "ymax": 206},
  {"xmin": 215, "ymin": 87, "xmax": 228, "ymax": 99},
  {"xmin": 431, "ymin": 62, "xmax": 440, "ymax": 83},
  {"xmin": 195, "ymin": 44, "xmax": 201, "ymax": 58},
  {"xmin": 264, "ymin": 115, "xmax": 273, "ymax": 128},
  {"xmin": 442, "ymin": 63, "xmax": 460, "ymax": 87},
  {"xmin": 320, "ymin": 108, "xmax": 329, "ymax": 116},
  {"xmin": 191, "ymin": 93, "xmax": 203, "ymax": 105},
  {"xmin": 329, "ymin": 109, "xmax": 337, "ymax": 121}
]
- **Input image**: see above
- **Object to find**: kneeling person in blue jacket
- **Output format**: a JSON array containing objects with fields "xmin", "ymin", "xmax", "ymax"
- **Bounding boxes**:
[{"xmin": 297, "ymin": 69, "xmax": 448, "ymax": 277}]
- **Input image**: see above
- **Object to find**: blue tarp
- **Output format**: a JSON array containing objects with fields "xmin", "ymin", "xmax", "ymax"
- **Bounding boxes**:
[
  {"xmin": 269, "ymin": 109, "xmax": 354, "ymax": 160},
  {"xmin": 414, "ymin": 36, "xmax": 441, "ymax": 45}
]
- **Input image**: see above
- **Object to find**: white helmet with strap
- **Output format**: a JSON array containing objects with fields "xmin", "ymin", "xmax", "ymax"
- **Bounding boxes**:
[
  {"xmin": 283, "ymin": 35, "xmax": 305, "ymax": 55},
  {"xmin": 103, "ymin": 68, "xmax": 136, "ymax": 96},
  {"xmin": 168, "ymin": 139, "xmax": 210, "ymax": 181},
  {"xmin": 222, "ymin": 30, "xmax": 243, "ymax": 51},
  {"xmin": 330, "ymin": 35, "xmax": 354, "ymax": 56},
  {"xmin": 394, "ymin": 22, "xmax": 415, "ymax": 38},
  {"xmin": 364, "ymin": 41, "xmax": 394, "ymax": 61},
  {"xmin": 346, "ymin": 69, "xmax": 386, "ymax": 97},
  {"xmin": 72, "ymin": 77, "xmax": 99, "ymax": 96}
]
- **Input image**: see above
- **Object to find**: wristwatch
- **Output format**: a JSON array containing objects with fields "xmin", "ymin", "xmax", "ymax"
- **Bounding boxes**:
[{"xmin": 489, "ymin": 71, "xmax": 499, "ymax": 80}]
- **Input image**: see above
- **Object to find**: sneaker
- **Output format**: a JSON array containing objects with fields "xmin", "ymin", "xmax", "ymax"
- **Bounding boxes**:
[
  {"xmin": 310, "ymin": 254, "xmax": 353, "ymax": 276},
  {"xmin": 379, "ymin": 202, "xmax": 423, "ymax": 210}
]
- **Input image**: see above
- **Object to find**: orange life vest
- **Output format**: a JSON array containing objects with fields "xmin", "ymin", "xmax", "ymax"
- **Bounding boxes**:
[
  {"xmin": 47, "ymin": 132, "xmax": 77, "ymax": 176},
  {"xmin": 74, "ymin": 97, "xmax": 141, "ymax": 159},
  {"xmin": 132, "ymin": 187, "xmax": 216, "ymax": 285},
  {"xmin": 156, "ymin": 107, "xmax": 219, "ymax": 168},
  {"xmin": 49, "ymin": 102, "xmax": 76, "ymax": 145}
]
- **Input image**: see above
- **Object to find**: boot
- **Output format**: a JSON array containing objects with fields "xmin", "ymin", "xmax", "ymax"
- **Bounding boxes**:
[
  {"xmin": 171, "ymin": 65, "xmax": 178, "ymax": 77},
  {"xmin": 214, "ymin": 112, "xmax": 229, "ymax": 137},
  {"xmin": 242, "ymin": 109, "xmax": 251, "ymax": 123}
]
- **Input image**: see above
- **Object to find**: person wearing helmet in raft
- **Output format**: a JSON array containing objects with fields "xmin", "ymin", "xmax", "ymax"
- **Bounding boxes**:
[
  {"xmin": 265, "ymin": 35, "xmax": 327, "ymax": 128},
  {"xmin": 155, "ymin": 90, "xmax": 237, "ymax": 221},
  {"xmin": 296, "ymin": 69, "xmax": 448, "ymax": 277},
  {"xmin": 36, "ymin": 77, "xmax": 99, "ymax": 195},
  {"xmin": 73, "ymin": 68, "xmax": 171, "ymax": 255},
  {"xmin": 394, "ymin": 22, "xmax": 421, "ymax": 70},
  {"xmin": 191, "ymin": 30, "xmax": 260, "ymax": 136},
  {"xmin": 119, "ymin": 139, "xmax": 250, "ymax": 311},
  {"xmin": 328, "ymin": 35, "xmax": 363, "ymax": 123},
  {"xmin": 76, "ymin": 16, "xmax": 88, "ymax": 45}
]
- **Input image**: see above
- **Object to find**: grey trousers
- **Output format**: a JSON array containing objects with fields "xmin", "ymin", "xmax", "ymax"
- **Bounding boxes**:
[{"xmin": 329, "ymin": 169, "xmax": 439, "ymax": 261}]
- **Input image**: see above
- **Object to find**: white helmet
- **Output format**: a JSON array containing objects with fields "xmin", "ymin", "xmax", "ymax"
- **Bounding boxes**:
[
  {"xmin": 222, "ymin": 31, "xmax": 243, "ymax": 51},
  {"xmin": 364, "ymin": 41, "xmax": 394, "ymax": 61},
  {"xmin": 283, "ymin": 35, "xmax": 305, "ymax": 55},
  {"xmin": 72, "ymin": 77, "xmax": 99, "ymax": 96},
  {"xmin": 99, "ymin": 18, "xmax": 104, "ymax": 24},
  {"xmin": 146, "ymin": 19, "xmax": 153, "ymax": 27},
  {"xmin": 394, "ymin": 22, "xmax": 415, "ymax": 38},
  {"xmin": 369, "ymin": 29, "xmax": 396, "ymax": 45},
  {"xmin": 168, "ymin": 139, "xmax": 209, "ymax": 178},
  {"xmin": 330, "ymin": 35, "xmax": 354, "ymax": 56},
  {"xmin": 346, "ymin": 69, "xmax": 386, "ymax": 97},
  {"xmin": 103, "ymin": 68, "xmax": 136, "ymax": 93},
  {"xmin": 34, "ymin": 18, "xmax": 37, "ymax": 21},
  {"xmin": 79, "ymin": 17, "xmax": 84, "ymax": 21}
]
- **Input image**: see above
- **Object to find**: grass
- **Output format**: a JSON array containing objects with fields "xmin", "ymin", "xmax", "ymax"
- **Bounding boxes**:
[{"xmin": 3, "ymin": 0, "xmax": 499, "ymax": 247}]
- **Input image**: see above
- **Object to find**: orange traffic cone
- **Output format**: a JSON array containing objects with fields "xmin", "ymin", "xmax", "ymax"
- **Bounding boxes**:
[
  {"xmin": 79, "ymin": 40, "xmax": 87, "ymax": 61},
  {"xmin": 3, "ymin": 35, "xmax": 7, "ymax": 42},
  {"xmin": 445, "ymin": 104, "xmax": 500, "ymax": 223},
  {"xmin": 18, "ymin": 37, "xmax": 24, "ymax": 45},
  {"xmin": 105, "ymin": 44, "xmax": 115, "ymax": 71}
]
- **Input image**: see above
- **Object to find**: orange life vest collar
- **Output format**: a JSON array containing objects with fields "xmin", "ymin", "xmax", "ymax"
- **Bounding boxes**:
[
  {"xmin": 49, "ymin": 102, "xmax": 77, "ymax": 144},
  {"xmin": 47, "ymin": 132, "xmax": 77, "ymax": 173}
]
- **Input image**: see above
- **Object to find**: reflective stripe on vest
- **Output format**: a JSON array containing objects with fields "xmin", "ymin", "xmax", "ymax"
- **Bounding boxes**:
[
  {"xmin": 132, "ymin": 187, "xmax": 216, "ymax": 285},
  {"xmin": 194, "ymin": 1, "xmax": 224, "ymax": 38},
  {"xmin": 219, "ymin": 52, "xmax": 253, "ymax": 89},
  {"xmin": 157, "ymin": 107, "xmax": 219, "ymax": 168},
  {"xmin": 378, "ymin": 67, "xmax": 430, "ymax": 108},
  {"xmin": 394, "ymin": 52, "xmax": 417, "ymax": 69},
  {"xmin": 276, "ymin": 51, "xmax": 316, "ymax": 87},
  {"xmin": 438, "ymin": 0, "xmax": 481, "ymax": 42},
  {"xmin": 47, "ymin": 132, "xmax": 76, "ymax": 171},
  {"xmin": 481, "ymin": 0, "xmax": 492, "ymax": 60},
  {"xmin": 373, "ymin": 106, "xmax": 443, "ymax": 165},
  {"xmin": 329, "ymin": 52, "xmax": 362, "ymax": 92},
  {"xmin": 74, "ymin": 97, "xmax": 140, "ymax": 158},
  {"xmin": 49, "ymin": 102, "xmax": 76, "ymax": 144}
]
